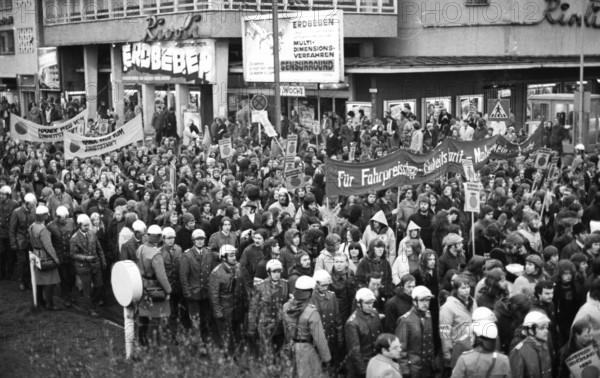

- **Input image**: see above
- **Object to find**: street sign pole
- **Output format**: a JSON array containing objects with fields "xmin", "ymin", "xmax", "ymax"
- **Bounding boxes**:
[{"xmin": 272, "ymin": 0, "xmax": 282, "ymax": 136}]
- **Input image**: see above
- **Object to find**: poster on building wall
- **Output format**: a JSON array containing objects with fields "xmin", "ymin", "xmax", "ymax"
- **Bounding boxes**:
[
  {"xmin": 183, "ymin": 111, "xmax": 202, "ymax": 145},
  {"xmin": 242, "ymin": 10, "xmax": 344, "ymax": 83},
  {"xmin": 122, "ymin": 40, "xmax": 216, "ymax": 83},
  {"xmin": 384, "ymin": 100, "xmax": 417, "ymax": 121},
  {"xmin": 458, "ymin": 95, "xmax": 483, "ymax": 121},
  {"xmin": 346, "ymin": 102, "xmax": 372, "ymax": 120},
  {"xmin": 424, "ymin": 97, "xmax": 451, "ymax": 124},
  {"xmin": 38, "ymin": 47, "xmax": 60, "ymax": 91}
]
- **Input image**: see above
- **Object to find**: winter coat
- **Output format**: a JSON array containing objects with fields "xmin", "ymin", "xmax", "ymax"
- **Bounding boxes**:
[
  {"xmin": 309, "ymin": 290, "xmax": 344, "ymax": 348},
  {"xmin": 209, "ymin": 262, "xmax": 241, "ymax": 319},
  {"xmin": 396, "ymin": 308, "xmax": 435, "ymax": 377},
  {"xmin": 345, "ymin": 308, "xmax": 383, "ymax": 376},
  {"xmin": 438, "ymin": 250, "xmax": 466, "ymax": 281},
  {"xmin": 46, "ymin": 219, "xmax": 76, "ymax": 262},
  {"xmin": 137, "ymin": 243, "xmax": 172, "ymax": 318},
  {"xmin": 120, "ymin": 236, "xmax": 142, "ymax": 263},
  {"xmin": 282, "ymin": 301, "xmax": 331, "ymax": 377},
  {"xmin": 69, "ymin": 230, "xmax": 106, "ymax": 275},
  {"xmin": 394, "ymin": 222, "xmax": 425, "ymax": 285},
  {"xmin": 383, "ymin": 289, "xmax": 413, "ymax": 333},
  {"xmin": 207, "ymin": 231, "xmax": 237, "ymax": 253},
  {"xmin": 0, "ymin": 198, "xmax": 19, "ymax": 239},
  {"xmin": 160, "ymin": 244, "xmax": 183, "ymax": 294},
  {"xmin": 508, "ymin": 337, "xmax": 552, "ymax": 378},
  {"xmin": 287, "ymin": 266, "xmax": 313, "ymax": 294},
  {"xmin": 279, "ymin": 229, "xmax": 302, "ymax": 278},
  {"xmin": 397, "ymin": 198, "xmax": 417, "ymax": 232},
  {"xmin": 46, "ymin": 193, "xmax": 74, "ymax": 221},
  {"xmin": 248, "ymin": 278, "xmax": 288, "ymax": 338},
  {"xmin": 366, "ymin": 354, "xmax": 402, "ymax": 378},
  {"xmin": 239, "ymin": 243, "xmax": 265, "ymax": 290},
  {"xmin": 356, "ymin": 255, "xmax": 394, "ymax": 298},
  {"xmin": 407, "ymin": 211, "xmax": 433, "ymax": 249},
  {"xmin": 553, "ymin": 281, "xmax": 581, "ymax": 343},
  {"xmin": 409, "ymin": 129, "xmax": 423, "ymax": 152},
  {"xmin": 330, "ymin": 267, "xmax": 356, "ymax": 322},
  {"xmin": 314, "ymin": 249, "xmax": 336, "ymax": 274},
  {"xmin": 361, "ymin": 210, "xmax": 397, "ymax": 265},
  {"xmin": 179, "ymin": 246, "xmax": 219, "ymax": 300},
  {"xmin": 9, "ymin": 205, "xmax": 35, "ymax": 251},
  {"xmin": 572, "ymin": 296, "xmax": 600, "ymax": 345},
  {"xmin": 29, "ymin": 222, "xmax": 61, "ymax": 286},
  {"xmin": 439, "ymin": 295, "xmax": 477, "ymax": 363},
  {"xmin": 452, "ymin": 347, "xmax": 511, "ymax": 378}
]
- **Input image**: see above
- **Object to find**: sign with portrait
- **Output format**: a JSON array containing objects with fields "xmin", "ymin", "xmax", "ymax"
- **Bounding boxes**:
[
  {"xmin": 384, "ymin": 100, "xmax": 417, "ymax": 121},
  {"xmin": 423, "ymin": 97, "xmax": 451, "ymax": 124}
]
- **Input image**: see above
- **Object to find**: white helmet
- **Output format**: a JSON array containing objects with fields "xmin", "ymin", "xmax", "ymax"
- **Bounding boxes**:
[
  {"xmin": 523, "ymin": 311, "xmax": 550, "ymax": 328},
  {"xmin": 472, "ymin": 306, "xmax": 497, "ymax": 322},
  {"xmin": 219, "ymin": 244, "xmax": 237, "ymax": 258},
  {"xmin": 192, "ymin": 229, "xmax": 206, "ymax": 240},
  {"xmin": 147, "ymin": 225, "xmax": 162, "ymax": 235},
  {"xmin": 294, "ymin": 275, "xmax": 316, "ymax": 290},
  {"xmin": 56, "ymin": 206, "xmax": 69, "ymax": 218},
  {"xmin": 355, "ymin": 288, "xmax": 376, "ymax": 302},
  {"xmin": 132, "ymin": 220, "xmax": 147, "ymax": 233},
  {"xmin": 77, "ymin": 214, "xmax": 91, "ymax": 225},
  {"xmin": 35, "ymin": 205, "xmax": 49, "ymax": 215},
  {"xmin": 162, "ymin": 227, "xmax": 176, "ymax": 238},
  {"xmin": 473, "ymin": 320, "xmax": 498, "ymax": 339},
  {"xmin": 0, "ymin": 185, "xmax": 11, "ymax": 195},
  {"xmin": 266, "ymin": 259, "xmax": 283, "ymax": 272},
  {"xmin": 411, "ymin": 286, "xmax": 433, "ymax": 300},
  {"xmin": 313, "ymin": 269, "xmax": 332, "ymax": 285},
  {"xmin": 575, "ymin": 143, "xmax": 585, "ymax": 151},
  {"xmin": 24, "ymin": 193, "xmax": 37, "ymax": 204}
]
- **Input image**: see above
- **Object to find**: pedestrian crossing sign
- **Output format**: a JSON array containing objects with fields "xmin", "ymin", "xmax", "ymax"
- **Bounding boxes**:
[{"xmin": 488, "ymin": 100, "xmax": 509, "ymax": 120}]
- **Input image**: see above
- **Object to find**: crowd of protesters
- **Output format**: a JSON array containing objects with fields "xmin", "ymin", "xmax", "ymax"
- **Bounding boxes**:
[{"xmin": 1, "ymin": 95, "xmax": 600, "ymax": 378}]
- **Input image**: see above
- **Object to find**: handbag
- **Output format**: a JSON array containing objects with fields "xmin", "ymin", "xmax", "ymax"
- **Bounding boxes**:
[
  {"xmin": 33, "ymin": 250, "xmax": 58, "ymax": 271},
  {"xmin": 143, "ymin": 278, "xmax": 167, "ymax": 301}
]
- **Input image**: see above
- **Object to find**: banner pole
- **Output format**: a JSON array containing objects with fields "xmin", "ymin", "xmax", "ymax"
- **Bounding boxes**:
[{"xmin": 471, "ymin": 212, "xmax": 476, "ymax": 259}]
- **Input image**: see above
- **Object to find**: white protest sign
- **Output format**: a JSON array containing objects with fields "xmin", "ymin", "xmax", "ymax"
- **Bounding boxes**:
[
  {"xmin": 535, "ymin": 148, "xmax": 552, "ymax": 169},
  {"xmin": 252, "ymin": 110, "xmax": 278, "ymax": 137},
  {"xmin": 218, "ymin": 137, "xmax": 233, "ymax": 158},
  {"xmin": 64, "ymin": 115, "xmax": 143, "ymax": 160},
  {"xmin": 285, "ymin": 134, "xmax": 298, "ymax": 165},
  {"xmin": 464, "ymin": 182, "xmax": 482, "ymax": 213},
  {"xmin": 285, "ymin": 167, "xmax": 305, "ymax": 191},
  {"xmin": 566, "ymin": 345, "xmax": 600, "ymax": 378}
]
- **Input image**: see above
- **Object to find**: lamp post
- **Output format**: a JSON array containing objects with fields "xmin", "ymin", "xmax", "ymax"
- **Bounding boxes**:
[
  {"xmin": 578, "ymin": 14, "xmax": 585, "ymax": 145},
  {"xmin": 272, "ymin": 0, "xmax": 282, "ymax": 135}
]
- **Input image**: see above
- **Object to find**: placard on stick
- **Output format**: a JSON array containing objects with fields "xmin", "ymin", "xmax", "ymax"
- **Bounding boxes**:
[{"xmin": 464, "ymin": 182, "xmax": 482, "ymax": 213}]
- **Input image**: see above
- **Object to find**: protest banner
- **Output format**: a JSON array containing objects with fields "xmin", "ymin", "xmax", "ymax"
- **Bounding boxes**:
[
  {"xmin": 565, "ymin": 345, "xmax": 600, "ymax": 378},
  {"xmin": 10, "ymin": 110, "xmax": 88, "ymax": 142},
  {"xmin": 64, "ymin": 115, "xmax": 143, "ymax": 160},
  {"xmin": 323, "ymin": 125, "xmax": 544, "ymax": 196}
]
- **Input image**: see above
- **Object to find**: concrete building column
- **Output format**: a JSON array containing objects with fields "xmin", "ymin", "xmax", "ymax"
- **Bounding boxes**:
[
  {"xmin": 213, "ymin": 40, "xmax": 229, "ymax": 119},
  {"xmin": 110, "ymin": 44, "xmax": 125, "ymax": 127},
  {"xmin": 83, "ymin": 45, "xmax": 98, "ymax": 119},
  {"xmin": 141, "ymin": 83, "xmax": 156, "ymax": 135},
  {"xmin": 174, "ymin": 84, "xmax": 190, "ymax": 139}
]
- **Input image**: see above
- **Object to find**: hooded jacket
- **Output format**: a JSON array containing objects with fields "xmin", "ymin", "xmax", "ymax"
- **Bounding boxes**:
[
  {"xmin": 393, "ymin": 221, "xmax": 425, "ymax": 285},
  {"xmin": 361, "ymin": 210, "xmax": 397, "ymax": 266},
  {"xmin": 439, "ymin": 295, "xmax": 477, "ymax": 362}
]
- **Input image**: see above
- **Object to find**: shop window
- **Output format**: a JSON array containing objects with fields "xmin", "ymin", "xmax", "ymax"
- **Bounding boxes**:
[
  {"xmin": 465, "ymin": 0, "xmax": 489, "ymax": 5},
  {"xmin": 17, "ymin": 28, "xmax": 34, "ymax": 54},
  {"xmin": 0, "ymin": 30, "xmax": 14, "ymax": 55}
]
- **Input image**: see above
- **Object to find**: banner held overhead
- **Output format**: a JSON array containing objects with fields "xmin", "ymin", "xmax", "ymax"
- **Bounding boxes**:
[{"xmin": 10, "ymin": 110, "xmax": 88, "ymax": 142}]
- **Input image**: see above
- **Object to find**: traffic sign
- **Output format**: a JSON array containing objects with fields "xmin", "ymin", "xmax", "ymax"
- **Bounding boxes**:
[
  {"xmin": 488, "ymin": 99, "xmax": 509, "ymax": 120},
  {"xmin": 251, "ymin": 94, "xmax": 268, "ymax": 111}
]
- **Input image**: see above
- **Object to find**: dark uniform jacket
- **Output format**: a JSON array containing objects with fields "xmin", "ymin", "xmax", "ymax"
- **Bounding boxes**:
[
  {"xmin": 120, "ymin": 236, "xmax": 143, "ymax": 262},
  {"xmin": 309, "ymin": 290, "xmax": 344, "ymax": 348},
  {"xmin": 209, "ymin": 262, "xmax": 240, "ymax": 319},
  {"xmin": 69, "ymin": 230, "xmax": 106, "ymax": 274},
  {"xmin": 396, "ymin": 307, "xmax": 435, "ymax": 376},
  {"xmin": 508, "ymin": 336, "xmax": 552, "ymax": 378},
  {"xmin": 0, "ymin": 198, "xmax": 19, "ymax": 239},
  {"xmin": 180, "ymin": 246, "xmax": 219, "ymax": 300},
  {"xmin": 248, "ymin": 278, "xmax": 288, "ymax": 336},
  {"xmin": 383, "ymin": 290, "xmax": 413, "ymax": 333},
  {"xmin": 345, "ymin": 308, "xmax": 383, "ymax": 375},
  {"xmin": 160, "ymin": 244, "xmax": 183, "ymax": 294},
  {"xmin": 9, "ymin": 205, "xmax": 35, "ymax": 250},
  {"xmin": 46, "ymin": 219, "xmax": 76, "ymax": 262}
]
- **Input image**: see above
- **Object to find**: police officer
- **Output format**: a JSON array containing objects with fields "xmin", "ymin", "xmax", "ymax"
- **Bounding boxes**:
[
  {"xmin": 120, "ymin": 220, "xmax": 146, "ymax": 262},
  {"xmin": 0, "ymin": 185, "xmax": 19, "ymax": 280},
  {"xmin": 509, "ymin": 311, "xmax": 552, "ymax": 378},
  {"xmin": 29, "ymin": 205, "xmax": 61, "ymax": 310},
  {"xmin": 346, "ymin": 288, "xmax": 383, "ymax": 378},
  {"xmin": 451, "ymin": 320, "xmax": 511, "ymax": 378},
  {"xmin": 137, "ymin": 224, "xmax": 172, "ymax": 347},
  {"xmin": 282, "ymin": 275, "xmax": 331, "ymax": 378},
  {"xmin": 180, "ymin": 228, "xmax": 219, "ymax": 340},
  {"xmin": 209, "ymin": 244, "xmax": 241, "ymax": 350},
  {"xmin": 47, "ymin": 206, "xmax": 76, "ymax": 307},
  {"xmin": 311, "ymin": 269, "xmax": 344, "ymax": 368},
  {"xmin": 396, "ymin": 285, "xmax": 435, "ymax": 378},
  {"xmin": 160, "ymin": 227, "xmax": 185, "ymax": 334},
  {"xmin": 248, "ymin": 259, "xmax": 289, "ymax": 357},
  {"xmin": 10, "ymin": 192, "xmax": 36, "ymax": 291},
  {"xmin": 70, "ymin": 214, "xmax": 106, "ymax": 318}
]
